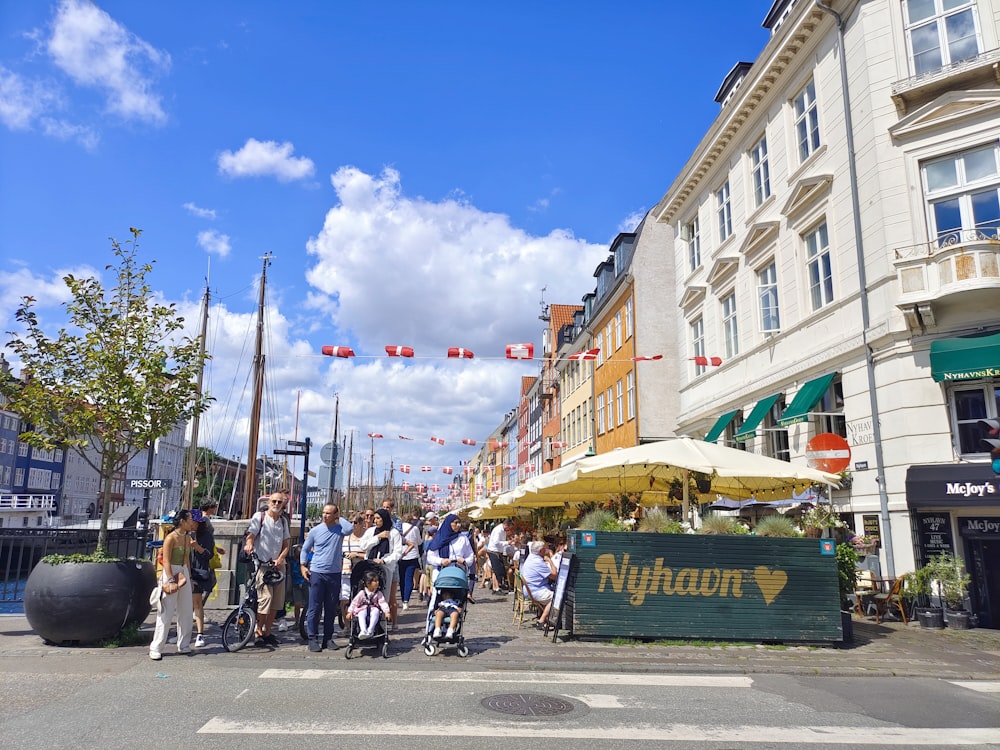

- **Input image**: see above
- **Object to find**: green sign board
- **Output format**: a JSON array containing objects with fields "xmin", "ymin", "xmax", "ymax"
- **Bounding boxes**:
[{"xmin": 568, "ymin": 531, "xmax": 843, "ymax": 642}]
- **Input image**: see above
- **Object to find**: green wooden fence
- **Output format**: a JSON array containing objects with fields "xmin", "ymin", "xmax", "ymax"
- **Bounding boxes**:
[{"xmin": 569, "ymin": 531, "xmax": 843, "ymax": 642}]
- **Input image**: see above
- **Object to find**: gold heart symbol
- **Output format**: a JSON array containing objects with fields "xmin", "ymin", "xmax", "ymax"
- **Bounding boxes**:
[{"xmin": 754, "ymin": 566, "xmax": 788, "ymax": 606}]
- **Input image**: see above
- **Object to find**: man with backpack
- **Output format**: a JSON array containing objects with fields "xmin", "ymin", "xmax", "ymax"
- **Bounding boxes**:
[{"xmin": 243, "ymin": 488, "xmax": 291, "ymax": 647}]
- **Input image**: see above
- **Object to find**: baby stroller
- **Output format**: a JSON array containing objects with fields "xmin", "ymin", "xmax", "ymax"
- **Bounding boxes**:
[
  {"xmin": 345, "ymin": 559, "xmax": 390, "ymax": 659},
  {"xmin": 421, "ymin": 564, "xmax": 470, "ymax": 657}
]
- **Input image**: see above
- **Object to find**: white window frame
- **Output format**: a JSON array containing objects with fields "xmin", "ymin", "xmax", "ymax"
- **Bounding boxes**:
[
  {"xmin": 758, "ymin": 261, "xmax": 781, "ymax": 335},
  {"xmin": 686, "ymin": 216, "xmax": 702, "ymax": 271},
  {"xmin": 805, "ymin": 221, "xmax": 834, "ymax": 310},
  {"xmin": 793, "ymin": 79, "xmax": 821, "ymax": 163},
  {"xmin": 616, "ymin": 380, "xmax": 624, "ymax": 427},
  {"xmin": 922, "ymin": 142, "xmax": 1000, "ymax": 245},
  {"xmin": 691, "ymin": 317, "xmax": 706, "ymax": 377},
  {"xmin": 716, "ymin": 181, "xmax": 733, "ymax": 242},
  {"xmin": 903, "ymin": 0, "xmax": 981, "ymax": 77},
  {"xmin": 949, "ymin": 380, "xmax": 1000, "ymax": 456},
  {"xmin": 625, "ymin": 298, "xmax": 633, "ymax": 340},
  {"xmin": 614, "ymin": 312, "xmax": 622, "ymax": 350},
  {"xmin": 750, "ymin": 135, "xmax": 771, "ymax": 207},
  {"xmin": 722, "ymin": 291, "xmax": 739, "ymax": 358},
  {"xmin": 596, "ymin": 393, "xmax": 605, "ymax": 435},
  {"xmin": 606, "ymin": 387, "xmax": 614, "ymax": 431},
  {"xmin": 626, "ymin": 371, "xmax": 635, "ymax": 420},
  {"xmin": 595, "ymin": 331, "xmax": 604, "ymax": 366}
]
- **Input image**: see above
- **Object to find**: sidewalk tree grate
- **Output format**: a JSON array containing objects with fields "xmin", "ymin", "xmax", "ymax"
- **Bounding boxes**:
[{"xmin": 481, "ymin": 693, "xmax": 575, "ymax": 717}]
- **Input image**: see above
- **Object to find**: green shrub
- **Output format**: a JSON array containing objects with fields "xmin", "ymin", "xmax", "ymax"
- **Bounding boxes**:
[
  {"xmin": 752, "ymin": 515, "xmax": 800, "ymax": 538},
  {"xmin": 637, "ymin": 508, "xmax": 684, "ymax": 534},
  {"xmin": 698, "ymin": 513, "xmax": 748, "ymax": 535},
  {"xmin": 576, "ymin": 509, "xmax": 625, "ymax": 532}
]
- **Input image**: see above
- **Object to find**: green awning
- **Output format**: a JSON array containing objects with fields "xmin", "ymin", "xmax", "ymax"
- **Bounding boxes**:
[
  {"xmin": 930, "ymin": 332, "xmax": 1000, "ymax": 382},
  {"xmin": 778, "ymin": 373, "xmax": 836, "ymax": 427},
  {"xmin": 734, "ymin": 394, "xmax": 781, "ymax": 442},
  {"xmin": 704, "ymin": 409, "xmax": 738, "ymax": 443}
]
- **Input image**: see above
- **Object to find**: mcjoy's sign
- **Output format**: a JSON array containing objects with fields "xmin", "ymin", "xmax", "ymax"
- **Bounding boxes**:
[{"xmin": 569, "ymin": 532, "xmax": 843, "ymax": 643}]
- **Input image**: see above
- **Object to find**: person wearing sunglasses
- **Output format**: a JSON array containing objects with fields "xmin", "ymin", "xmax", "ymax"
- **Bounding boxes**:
[{"xmin": 243, "ymin": 488, "xmax": 291, "ymax": 647}]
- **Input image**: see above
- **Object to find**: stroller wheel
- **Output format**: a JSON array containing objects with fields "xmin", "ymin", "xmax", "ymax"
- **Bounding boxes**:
[
  {"xmin": 381, "ymin": 642, "xmax": 389, "ymax": 658},
  {"xmin": 423, "ymin": 643, "xmax": 436, "ymax": 656},
  {"xmin": 344, "ymin": 646, "xmax": 354, "ymax": 660},
  {"xmin": 456, "ymin": 643, "xmax": 470, "ymax": 658}
]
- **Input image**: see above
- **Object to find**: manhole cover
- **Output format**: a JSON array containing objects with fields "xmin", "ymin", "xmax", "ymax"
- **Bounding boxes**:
[{"xmin": 481, "ymin": 693, "xmax": 576, "ymax": 717}]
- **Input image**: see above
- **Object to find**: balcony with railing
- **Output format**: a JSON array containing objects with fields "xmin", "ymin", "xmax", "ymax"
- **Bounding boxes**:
[
  {"xmin": 893, "ymin": 227, "xmax": 1000, "ymax": 310},
  {"xmin": 0, "ymin": 494, "xmax": 56, "ymax": 513},
  {"xmin": 890, "ymin": 47, "xmax": 1000, "ymax": 115}
]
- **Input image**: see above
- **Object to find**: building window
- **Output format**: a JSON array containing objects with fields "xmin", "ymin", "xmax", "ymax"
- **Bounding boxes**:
[
  {"xmin": 793, "ymin": 79, "xmax": 820, "ymax": 163},
  {"xmin": 596, "ymin": 393, "xmax": 606, "ymax": 435},
  {"xmin": 625, "ymin": 298, "xmax": 633, "ymax": 340},
  {"xmin": 596, "ymin": 331, "xmax": 604, "ymax": 366},
  {"xmin": 815, "ymin": 378, "xmax": 847, "ymax": 437},
  {"xmin": 606, "ymin": 323, "xmax": 613, "ymax": 357},
  {"xmin": 614, "ymin": 312, "xmax": 622, "ymax": 350},
  {"xmin": 922, "ymin": 142, "xmax": 1000, "ymax": 245},
  {"xmin": 757, "ymin": 261, "xmax": 781, "ymax": 335},
  {"xmin": 722, "ymin": 292, "xmax": 739, "ymax": 358},
  {"xmin": 750, "ymin": 135, "xmax": 771, "ymax": 207},
  {"xmin": 951, "ymin": 381, "xmax": 1000, "ymax": 456},
  {"xmin": 717, "ymin": 181, "xmax": 733, "ymax": 242},
  {"xmin": 904, "ymin": 0, "xmax": 981, "ymax": 77},
  {"xmin": 685, "ymin": 216, "xmax": 701, "ymax": 271},
  {"xmin": 691, "ymin": 317, "xmax": 706, "ymax": 376},
  {"xmin": 765, "ymin": 398, "xmax": 790, "ymax": 461},
  {"xmin": 626, "ymin": 371, "xmax": 635, "ymax": 420},
  {"xmin": 606, "ymin": 387, "xmax": 614, "ymax": 430},
  {"xmin": 805, "ymin": 222, "xmax": 834, "ymax": 310},
  {"xmin": 14, "ymin": 468, "xmax": 24, "ymax": 487},
  {"xmin": 616, "ymin": 380, "xmax": 624, "ymax": 427}
]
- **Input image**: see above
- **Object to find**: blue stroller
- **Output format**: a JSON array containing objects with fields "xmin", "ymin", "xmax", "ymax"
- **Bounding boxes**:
[
  {"xmin": 345, "ymin": 560, "xmax": 390, "ymax": 659},
  {"xmin": 421, "ymin": 564, "xmax": 470, "ymax": 657}
]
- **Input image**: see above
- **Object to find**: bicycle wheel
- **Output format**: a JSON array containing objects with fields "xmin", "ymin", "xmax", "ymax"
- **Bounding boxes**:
[{"xmin": 221, "ymin": 606, "xmax": 256, "ymax": 652}]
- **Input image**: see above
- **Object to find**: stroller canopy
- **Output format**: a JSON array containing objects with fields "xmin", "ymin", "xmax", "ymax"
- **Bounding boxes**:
[{"xmin": 435, "ymin": 565, "xmax": 469, "ymax": 590}]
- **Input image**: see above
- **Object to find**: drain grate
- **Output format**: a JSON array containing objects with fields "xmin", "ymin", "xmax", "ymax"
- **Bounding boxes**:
[{"xmin": 481, "ymin": 693, "xmax": 576, "ymax": 717}]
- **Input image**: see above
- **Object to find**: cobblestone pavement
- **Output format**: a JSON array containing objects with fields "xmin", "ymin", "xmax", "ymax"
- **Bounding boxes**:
[{"xmin": 3, "ymin": 590, "xmax": 1000, "ymax": 679}]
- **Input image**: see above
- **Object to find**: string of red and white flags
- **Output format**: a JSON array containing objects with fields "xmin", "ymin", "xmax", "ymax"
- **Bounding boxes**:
[{"xmin": 322, "ymin": 342, "xmax": 725, "ymax": 367}]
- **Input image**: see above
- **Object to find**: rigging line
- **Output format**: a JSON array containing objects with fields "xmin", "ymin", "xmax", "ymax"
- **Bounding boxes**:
[
  {"xmin": 304, "ymin": 353, "xmax": 665, "ymax": 362},
  {"xmin": 204, "ymin": 298, "xmax": 257, "ymax": 469},
  {"xmin": 214, "ymin": 282, "xmax": 257, "ymax": 302}
]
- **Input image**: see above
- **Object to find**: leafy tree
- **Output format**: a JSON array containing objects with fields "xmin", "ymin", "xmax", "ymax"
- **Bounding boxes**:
[{"xmin": 1, "ymin": 229, "xmax": 210, "ymax": 553}]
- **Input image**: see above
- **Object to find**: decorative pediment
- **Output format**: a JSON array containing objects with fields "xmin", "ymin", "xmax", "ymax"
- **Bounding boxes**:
[
  {"xmin": 889, "ymin": 90, "xmax": 1000, "ymax": 142},
  {"xmin": 706, "ymin": 256, "xmax": 740, "ymax": 287},
  {"xmin": 739, "ymin": 221, "xmax": 780, "ymax": 261},
  {"xmin": 780, "ymin": 174, "xmax": 833, "ymax": 222},
  {"xmin": 680, "ymin": 284, "xmax": 707, "ymax": 310}
]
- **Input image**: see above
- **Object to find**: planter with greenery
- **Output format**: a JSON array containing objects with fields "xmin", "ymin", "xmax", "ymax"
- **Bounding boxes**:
[
  {"xmin": 698, "ymin": 513, "xmax": 750, "ymax": 535},
  {"xmin": 752, "ymin": 515, "xmax": 801, "ymax": 538},
  {"xmin": 2, "ymin": 230, "xmax": 210, "ymax": 645},
  {"xmin": 922, "ymin": 552, "xmax": 971, "ymax": 629}
]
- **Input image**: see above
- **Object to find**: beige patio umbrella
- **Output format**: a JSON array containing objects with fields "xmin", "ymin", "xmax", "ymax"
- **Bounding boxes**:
[{"xmin": 514, "ymin": 437, "xmax": 840, "ymax": 520}]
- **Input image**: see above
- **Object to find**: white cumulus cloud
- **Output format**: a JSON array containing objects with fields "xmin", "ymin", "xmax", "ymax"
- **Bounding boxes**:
[
  {"xmin": 197, "ymin": 230, "xmax": 231, "ymax": 258},
  {"xmin": 47, "ymin": 0, "xmax": 170, "ymax": 125},
  {"xmin": 184, "ymin": 202, "xmax": 217, "ymax": 220},
  {"xmin": 218, "ymin": 138, "xmax": 315, "ymax": 182}
]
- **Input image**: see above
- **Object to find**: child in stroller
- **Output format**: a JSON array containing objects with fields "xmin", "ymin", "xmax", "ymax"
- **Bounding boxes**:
[
  {"xmin": 344, "ymin": 560, "xmax": 390, "ymax": 659},
  {"xmin": 421, "ymin": 564, "xmax": 470, "ymax": 657}
]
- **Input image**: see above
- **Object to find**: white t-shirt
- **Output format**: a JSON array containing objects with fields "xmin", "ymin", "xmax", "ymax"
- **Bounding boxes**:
[{"xmin": 400, "ymin": 522, "xmax": 422, "ymax": 561}]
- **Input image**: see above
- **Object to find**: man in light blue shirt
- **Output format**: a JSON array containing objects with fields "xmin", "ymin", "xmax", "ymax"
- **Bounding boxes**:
[{"xmin": 300, "ymin": 504, "xmax": 353, "ymax": 651}]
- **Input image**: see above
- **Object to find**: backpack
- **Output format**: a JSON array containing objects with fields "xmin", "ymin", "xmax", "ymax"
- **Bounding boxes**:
[{"xmin": 240, "ymin": 510, "xmax": 288, "ymax": 563}]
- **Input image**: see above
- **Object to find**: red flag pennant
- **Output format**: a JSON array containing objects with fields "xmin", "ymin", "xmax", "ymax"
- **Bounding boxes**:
[
  {"xmin": 430, "ymin": 436, "xmax": 445, "ymax": 445},
  {"xmin": 385, "ymin": 345, "xmax": 414, "ymax": 357},
  {"xmin": 447, "ymin": 347, "xmax": 475, "ymax": 359},
  {"xmin": 631, "ymin": 354, "xmax": 663, "ymax": 361},
  {"xmin": 709, "ymin": 356, "xmax": 723, "ymax": 366},
  {"xmin": 461, "ymin": 438, "xmax": 476, "ymax": 446},
  {"xmin": 400, "ymin": 464, "xmax": 410, "ymax": 473},
  {"xmin": 691, "ymin": 356, "xmax": 708, "ymax": 367},
  {"xmin": 505, "ymin": 343, "xmax": 534, "ymax": 360},
  {"xmin": 401, "ymin": 481, "xmax": 410, "ymax": 491},
  {"xmin": 431, "ymin": 484, "xmax": 441, "ymax": 492},
  {"xmin": 421, "ymin": 465, "xmax": 432, "ymax": 472},
  {"xmin": 367, "ymin": 433, "xmax": 384, "ymax": 438},
  {"xmin": 441, "ymin": 467, "xmax": 453, "ymax": 475},
  {"xmin": 321, "ymin": 345, "xmax": 355, "ymax": 358},
  {"xmin": 568, "ymin": 348, "xmax": 600, "ymax": 361},
  {"xmin": 398, "ymin": 435, "xmax": 414, "ymax": 440}
]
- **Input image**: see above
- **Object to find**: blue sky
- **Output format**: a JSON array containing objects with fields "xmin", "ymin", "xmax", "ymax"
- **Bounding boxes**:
[{"xmin": 0, "ymin": 1, "xmax": 771, "ymax": 496}]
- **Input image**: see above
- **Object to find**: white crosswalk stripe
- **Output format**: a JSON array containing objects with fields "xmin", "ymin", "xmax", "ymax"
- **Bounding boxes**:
[{"xmin": 948, "ymin": 680, "xmax": 1000, "ymax": 693}]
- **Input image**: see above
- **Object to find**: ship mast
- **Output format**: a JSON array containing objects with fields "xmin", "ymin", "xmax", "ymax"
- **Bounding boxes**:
[
  {"xmin": 243, "ymin": 253, "xmax": 271, "ymax": 518},
  {"xmin": 182, "ymin": 283, "xmax": 210, "ymax": 509}
]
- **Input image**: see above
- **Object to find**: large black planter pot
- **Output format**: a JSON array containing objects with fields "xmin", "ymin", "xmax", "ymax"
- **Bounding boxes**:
[
  {"xmin": 945, "ymin": 609, "xmax": 971, "ymax": 630},
  {"xmin": 840, "ymin": 611, "xmax": 854, "ymax": 644},
  {"xmin": 916, "ymin": 607, "xmax": 945, "ymax": 629},
  {"xmin": 24, "ymin": 559, "xmax": 156, "ymax": 644}
]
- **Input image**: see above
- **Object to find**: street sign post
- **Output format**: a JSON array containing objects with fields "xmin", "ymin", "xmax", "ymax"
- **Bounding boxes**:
[
  {"xmin": 128, "ymin": 478, "xmax": 172, "ymax": 490},
  {"xmin": 805, "ymin": 433, "xmax": 852, "ymax": 474}
]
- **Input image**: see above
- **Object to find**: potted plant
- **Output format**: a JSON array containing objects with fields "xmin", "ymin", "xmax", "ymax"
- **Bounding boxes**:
[
  {"xmin": 800, "ymin": 503, "xmax": 844, "ymax": 538},
  {"xmin": 851, "ymin": 534, "xmax": 879, "ymax": 557},
  {"xmin": 2, "ymin": 230, "xmax": 210, "ymax": 644},
  {"xmin": 909, "ymin": 563, "xmax": 944, "ymax": 628},
  {"xmin": 933, "ymin": 553, "xmax": 971, "ymax": 629}
]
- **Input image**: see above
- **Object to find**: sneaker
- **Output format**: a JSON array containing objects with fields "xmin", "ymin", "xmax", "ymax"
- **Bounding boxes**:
[
  {"xmin": 277, "ymin": 620, "xmax": 288, "ymax": 632},
  {"xmin": 401, "ymin": 602, "xmax": 409, "ymax": 611},
  {"xmin": 432, "ymin": 627, "xmax": 442, "ymax": 638},
  {"xmin": 254, "ymin": 637, "xmax": 267, "ymax": 648},
  {"xmin": 263, "ymin": 633, "xmax": 280, "ymax": 647},
  {"xmin": 445, "ymin": 627, "xmax": 455, "ymax": 639},
  {"xmin": 194, "ymin": 634, "xmax": 206, "ymax": 648},
  {"xmin": 149, "ymin": 651, "xmax": 162, "ymax": 661},
  {"xmin": 178, "ymin": 648, "xmax": 192, "ymax": 655}
]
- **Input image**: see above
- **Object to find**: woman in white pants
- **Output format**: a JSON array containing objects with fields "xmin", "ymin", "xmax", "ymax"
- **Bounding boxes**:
[{"xmin": 150, "ymin": 509, "xmax": 198, "ymax": 660}]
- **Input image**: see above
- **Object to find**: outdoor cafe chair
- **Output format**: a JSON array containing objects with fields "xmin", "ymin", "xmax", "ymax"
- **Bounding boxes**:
[
  {"xmin": 853, "ymin": 569, "xmax": 877, "ymax": 617},
  {"xmin": 873, "ymin": 575, "xmax": 908, "ymax": 624}
]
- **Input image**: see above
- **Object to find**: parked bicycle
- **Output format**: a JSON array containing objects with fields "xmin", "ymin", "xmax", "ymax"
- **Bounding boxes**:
[{"xmin": 221, "ymin": 554, "xmax": 281, "ymax": 652}]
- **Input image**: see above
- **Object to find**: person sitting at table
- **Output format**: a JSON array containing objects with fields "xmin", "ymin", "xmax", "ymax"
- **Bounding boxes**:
[{"xmin": 520, "ymin": 540, "xmax": 557, "ymax": 626}]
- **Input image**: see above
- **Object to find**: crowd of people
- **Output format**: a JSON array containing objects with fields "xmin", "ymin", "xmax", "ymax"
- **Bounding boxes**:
[{"xmin": 148, "ymin": 487, "xmax": 565, "ymax": 660}]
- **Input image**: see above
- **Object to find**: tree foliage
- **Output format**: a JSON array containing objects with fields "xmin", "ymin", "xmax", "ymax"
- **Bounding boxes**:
[{"xmin": 1, "ymin": 229, "xmax": 210, "ymax": 551}]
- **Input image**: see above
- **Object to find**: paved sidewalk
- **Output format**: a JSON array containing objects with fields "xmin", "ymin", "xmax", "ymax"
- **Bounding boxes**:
[{"xmin": 3, "ymin": 590, "xmax": 1000, "ymax": 679}]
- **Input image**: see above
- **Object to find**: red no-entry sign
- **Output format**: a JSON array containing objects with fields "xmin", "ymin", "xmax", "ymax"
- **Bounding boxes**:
[{"xmin": 806, "ymin": 433, "xmax": 852, "ymax": 474}]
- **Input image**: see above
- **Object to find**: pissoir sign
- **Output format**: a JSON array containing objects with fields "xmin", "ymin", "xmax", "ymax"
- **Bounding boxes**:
[{"xmin": 568, "ymin": 531, "xmax": 842, "ymax": 642}]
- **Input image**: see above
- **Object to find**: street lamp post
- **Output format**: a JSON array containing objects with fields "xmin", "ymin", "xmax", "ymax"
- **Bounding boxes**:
[{"xmin": 274, "ymin": 438, "xmax": 311, "ymax": 542}]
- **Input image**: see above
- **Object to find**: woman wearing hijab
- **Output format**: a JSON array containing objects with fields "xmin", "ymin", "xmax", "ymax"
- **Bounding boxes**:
[
  {"xmin": 425, "ymin": 513, "xmax": 476, "ymax": 581},
  {"xmin": 359, "ymin": 508, "xmax": 403, "ymax": 628}
]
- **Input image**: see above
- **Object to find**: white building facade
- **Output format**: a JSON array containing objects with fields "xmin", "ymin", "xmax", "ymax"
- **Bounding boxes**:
[{"xmin": 654, "ymin": 0, "xmax": 1000, "ymax": 626}]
